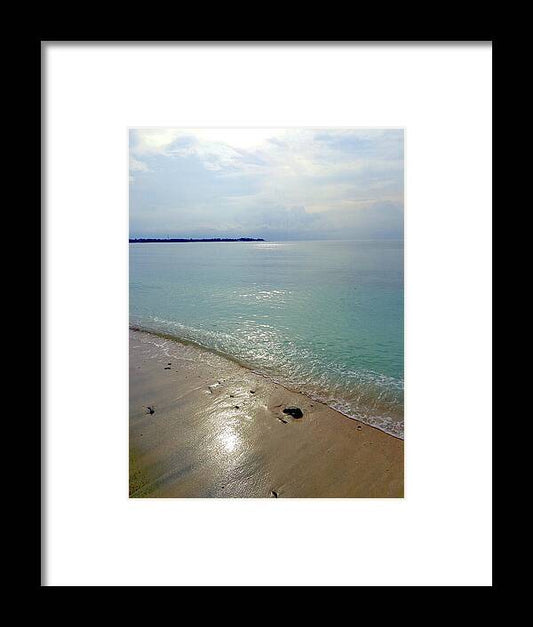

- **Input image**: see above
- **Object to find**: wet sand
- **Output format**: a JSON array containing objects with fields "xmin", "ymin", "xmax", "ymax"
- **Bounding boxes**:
[{"xmin": 129, "ymin": 329, "xmax": 404, "ymax": 498}]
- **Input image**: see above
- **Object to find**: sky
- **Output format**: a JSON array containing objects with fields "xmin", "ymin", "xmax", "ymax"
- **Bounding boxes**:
[{"xmin": 129, "ymin": 128, "xmax": 403, "ymax": 241}]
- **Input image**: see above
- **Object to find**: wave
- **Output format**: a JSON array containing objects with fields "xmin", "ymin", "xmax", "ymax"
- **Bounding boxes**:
[{"xmin": 130, "ymin": 316, "xmax": 404, "ymax": 439}]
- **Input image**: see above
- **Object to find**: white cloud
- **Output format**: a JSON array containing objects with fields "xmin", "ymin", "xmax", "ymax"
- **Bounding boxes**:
[
  {"xmin": 129, "ymin": 157, "xmax": 150, "ymax": 172},
  {"xmin": 129, "ymin": 128, "xmax": 403, "ymax": 240}
]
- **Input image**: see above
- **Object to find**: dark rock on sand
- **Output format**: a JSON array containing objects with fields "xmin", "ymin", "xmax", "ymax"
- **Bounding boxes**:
[
  {"xmin": 270, "ymin": 490, "xmax": 278, "ymax": 498},
  {"xmin": 146, "ymin": 406, "xmax": 155, "ymax": 415},
  {"xmin": 283, "ymin": 406, "xmax": 303, "ymax": 419},
  {"xmin": 164, "ymin": 367, "xmax": 171, "ymax": 370}
]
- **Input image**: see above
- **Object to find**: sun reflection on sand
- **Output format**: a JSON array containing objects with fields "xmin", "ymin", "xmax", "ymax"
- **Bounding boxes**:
[
  {"xmin": 215, "ymin": 408, "xmax": 243, "ymax": 454},
  {"xmin": 219, "ymin": 429, "xmax": 240, "ymax": 453}
]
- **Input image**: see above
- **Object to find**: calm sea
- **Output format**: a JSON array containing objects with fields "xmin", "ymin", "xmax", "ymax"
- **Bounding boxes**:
[{"xmin": 129, "ymin": 240, "xmax": 404, "ymax": 438}]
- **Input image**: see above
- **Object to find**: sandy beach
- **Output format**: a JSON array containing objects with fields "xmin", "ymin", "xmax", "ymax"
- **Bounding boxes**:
[{"xmin": 129, "ymin": 329, "xmax": 404, "ymax": 497}]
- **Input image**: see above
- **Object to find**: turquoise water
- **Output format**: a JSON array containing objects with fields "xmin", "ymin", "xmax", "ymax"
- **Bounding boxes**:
[{"xmin": 130, "ymin": 240, "xmax": 404, "ymax": 438}]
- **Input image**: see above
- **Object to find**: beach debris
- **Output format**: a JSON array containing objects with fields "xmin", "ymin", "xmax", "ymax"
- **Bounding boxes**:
[
  {"xmin": 167, "ymin": 362, "xmax": 171, "ymax": 365},
  {"xmin": 249, "ymin": 390, "xmax": 256, "ymax": 394},
  {"xmin": 283, "ymin": 406, "xmax": 303, "ymax": 419},
  {"xmin": 277, "ymin": 417, "xmax": 288, "ymax": 424},
  {"xmin": 145, "ymin": 406, "xmax": 155, "ymax": 415},
  {"xmin": 234, "ymin": 405, "xmax": 240, "ymax": 409},
  {"xmin": 164, "ymin": 366, "xmax": 171, "ymax": 370},
  {"xmin": 270, "ymin": 490, "xmax": 278, "ymax": 498},
  {"xmin": 356, "ymin": 425, "xmax": 363, "ymax": 431},
  {"xmin": 229, "ymin": 394, "xmax": 235, "ymax": 398}
]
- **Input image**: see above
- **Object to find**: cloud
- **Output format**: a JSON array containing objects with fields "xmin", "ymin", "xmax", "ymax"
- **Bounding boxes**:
[
  {"xmin": 129, "ymin": 128, "xmax": 403, "ymax": 240},
  {"xmin": 129, "ymin": 157, "xmax": 150, "ymax": 172}
]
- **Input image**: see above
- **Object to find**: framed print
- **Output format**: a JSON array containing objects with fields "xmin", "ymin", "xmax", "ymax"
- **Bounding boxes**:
[{"xmin": 43, "ymin": 42, "xmax": 492, "ymax": 586}]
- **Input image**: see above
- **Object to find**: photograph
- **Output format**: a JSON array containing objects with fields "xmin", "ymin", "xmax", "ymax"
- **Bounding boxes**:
[
  {"xmin": 129, "ymin": 127, "xmax": 404, "ymax": 498},
  {"xmin": 43, "ymin": 40, "xmax": 492, "ymax": 586}
]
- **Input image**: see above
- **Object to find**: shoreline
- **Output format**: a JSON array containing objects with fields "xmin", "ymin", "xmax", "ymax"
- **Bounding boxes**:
[
  {"xmin": 129, "ymin": 329, "xmax": 404, "ymax": 498},
  {"xmin": 130, "ymin": 324, "xmax": 403, "ymax": 440}
]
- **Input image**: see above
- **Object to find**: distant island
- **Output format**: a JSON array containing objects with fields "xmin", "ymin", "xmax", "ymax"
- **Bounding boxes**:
[{"xmin": 129, "ymin": 237, "xmax": 265, "ymax": 243}]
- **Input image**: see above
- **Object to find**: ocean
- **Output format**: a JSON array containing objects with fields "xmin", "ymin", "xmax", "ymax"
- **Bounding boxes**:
[{"xmin": 129, "ymin": 240, "xmax": 404, "ymax": 438}]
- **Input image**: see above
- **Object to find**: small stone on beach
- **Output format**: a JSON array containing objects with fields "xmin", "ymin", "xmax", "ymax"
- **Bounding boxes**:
[
  {"xmin": 270, "ymin": 490, "xmax": 278, "ymax": 498},
  {"xmin": 282, "ymin": 406, "xmax": 303, "ymax": 419},
  {"xmin": 146, "ymin": 406, "xmax": 155, "ymax": 415}
]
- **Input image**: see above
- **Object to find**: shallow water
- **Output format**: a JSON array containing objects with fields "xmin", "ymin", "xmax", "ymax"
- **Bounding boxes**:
[{"xmin": 129, "ymin": 240, "xmax": 404, "ymax": 437}]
